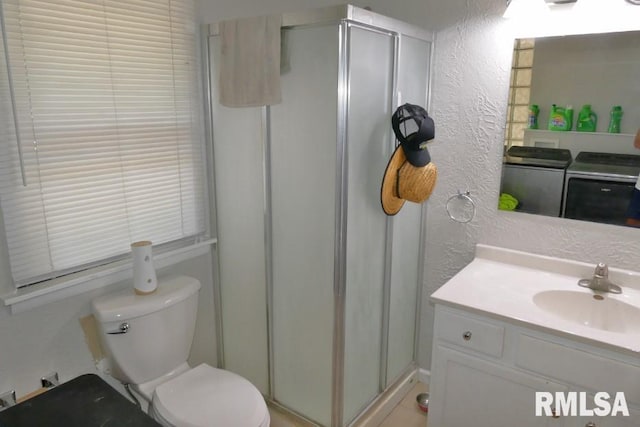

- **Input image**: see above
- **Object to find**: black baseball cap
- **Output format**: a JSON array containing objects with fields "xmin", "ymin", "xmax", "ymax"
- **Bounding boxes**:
[{"xmin": 391, "ymin": 104, "xmax": 435, "ymax": 167}]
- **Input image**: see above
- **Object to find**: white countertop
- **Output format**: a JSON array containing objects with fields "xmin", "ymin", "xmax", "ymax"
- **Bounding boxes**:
[{"xmin": 431, "ymin": 244, "xmax": 640, "ymax": 355}]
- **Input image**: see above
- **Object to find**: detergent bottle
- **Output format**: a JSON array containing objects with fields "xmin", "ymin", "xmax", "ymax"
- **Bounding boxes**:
[
  {"xmin": 576, "ymin": 104, "xmax": 597, "ymax": 132},
  {"xmin": 548, "ymin": 104, "xmax": 573, "ymax": 131},
  {"xmin": 528, "ymin": 105, "xmax": 540, "ymax": 129},
  {"xmin": 608, "ymin": 106, "xmax": 623, "ymax": 133}
]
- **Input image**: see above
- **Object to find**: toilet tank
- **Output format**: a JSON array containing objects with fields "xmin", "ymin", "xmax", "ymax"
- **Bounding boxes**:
[{"xmin": 91, "ymin": 275, "xmax": 201, "ymax": 385}]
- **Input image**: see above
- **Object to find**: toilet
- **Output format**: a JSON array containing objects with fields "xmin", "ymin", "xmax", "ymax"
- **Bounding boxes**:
[{"xmin": 91, "ymin": 275, "xmax": 270, "ymax": 427}]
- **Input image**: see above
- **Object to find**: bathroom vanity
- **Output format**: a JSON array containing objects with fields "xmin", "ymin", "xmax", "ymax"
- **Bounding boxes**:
[{"xmin": 429, "ymin": 245, "xmax": 640, "ymax": 427}]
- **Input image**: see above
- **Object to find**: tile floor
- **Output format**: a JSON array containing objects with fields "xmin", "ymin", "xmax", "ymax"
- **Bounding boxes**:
[
  {"xmin": 378, "ymin": 381, "xmax": 428, "ymax": 427},
  {"xmin": 269, "ymin": 382, "xmax": 428, "ymax": 427}
]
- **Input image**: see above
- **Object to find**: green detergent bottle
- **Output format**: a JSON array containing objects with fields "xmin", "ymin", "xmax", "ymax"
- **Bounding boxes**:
[
  {"xmin": 548, "ymin": 104, "xmax": 573, "ymax": 131},
  {"xmin": 608, "ymin": 106, "xmax": 623, "ymax": 133},
  {"xmin": 528, "ymin": 105, "xmax": 540, "ymax": 129},
  {"xmin": 576, "ymin": 104, "xmax": 597, "ymax": 132}
]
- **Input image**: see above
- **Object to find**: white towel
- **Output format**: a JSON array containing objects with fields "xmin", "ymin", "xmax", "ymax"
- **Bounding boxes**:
[{"xmin": 219, "ymin": 15, "xmax": 282, "ymax": 107}]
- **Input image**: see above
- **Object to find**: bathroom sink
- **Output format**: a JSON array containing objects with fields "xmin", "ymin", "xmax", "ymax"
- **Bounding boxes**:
[
  {"xmin": 533, "ymin": 290, "xmax": 640, "ymax": 334},
  {"xmin": 431, "ymin": 245, "xmax": 640, "ymax": 353}
]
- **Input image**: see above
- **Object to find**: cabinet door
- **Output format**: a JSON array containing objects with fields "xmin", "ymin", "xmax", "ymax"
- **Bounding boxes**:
[
  {"xmin": 566, "ymin": 401, "xmax": 640, "ymax": 427},
  {"xmin": 429, "ymin": 346, "xmax": 569, "ymax": 427}
]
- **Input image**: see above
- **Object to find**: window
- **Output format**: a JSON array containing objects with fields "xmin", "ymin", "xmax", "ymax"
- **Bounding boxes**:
[
  {"xmin": 505, "ymin": 38, "xmax": 535, "ymax": 149},
  {"xmin": 0, "ymin": 0, "xmax": 206, "ymax": 287}
]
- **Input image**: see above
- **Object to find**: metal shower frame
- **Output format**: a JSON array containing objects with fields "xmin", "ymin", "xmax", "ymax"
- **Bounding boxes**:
[{"xmin": 202, "ymin": 5, "xmax": 434, "ymax": 426}]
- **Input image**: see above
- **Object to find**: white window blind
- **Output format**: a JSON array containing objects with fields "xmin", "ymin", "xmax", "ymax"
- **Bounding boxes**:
[{"xmin": 0, "ymin": 0, "xmax": 206, "ymax": 287}]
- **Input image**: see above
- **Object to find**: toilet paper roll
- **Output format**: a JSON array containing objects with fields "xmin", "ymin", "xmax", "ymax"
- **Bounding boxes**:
[{"xmin": 131, "ymin": 241, "xmax": 158, "ymax": 295}]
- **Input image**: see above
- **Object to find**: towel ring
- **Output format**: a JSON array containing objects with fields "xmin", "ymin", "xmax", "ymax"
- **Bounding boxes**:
[{"xmin": 446, "ymin": 191, "xmax": 476, "ymax": 223}]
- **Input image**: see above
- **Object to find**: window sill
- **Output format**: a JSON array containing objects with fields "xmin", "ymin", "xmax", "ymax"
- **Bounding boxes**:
[{"xmin": 1, "ymin": 238, "xmax": 217, "ymax": 314}]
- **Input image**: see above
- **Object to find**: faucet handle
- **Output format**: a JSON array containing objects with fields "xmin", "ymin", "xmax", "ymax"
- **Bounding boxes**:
[{"xmin": 594, "ymin": 263, "xmax": 608, "ymax": 278}]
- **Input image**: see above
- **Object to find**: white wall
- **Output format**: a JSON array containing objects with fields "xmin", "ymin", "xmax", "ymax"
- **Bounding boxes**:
[
  {"xmin": 417, "ymin": 0, "xmax": 514, "ymax": 370},
  {"xmin": 196, "ymin": 0, "xmax": 426, "ymax": 26},
  {"xmin": 0, "ymin": 252, "xmax": 217, "ymax": 399},
  {"xmin": 419, "ymin": 0, "xmax": 640, "ymax": 370}
]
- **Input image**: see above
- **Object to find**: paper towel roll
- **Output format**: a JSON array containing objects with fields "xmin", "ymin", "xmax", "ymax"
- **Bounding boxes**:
[{"xmin": 131, "ymin": 241, "xmax": 157, "ymax": 295}]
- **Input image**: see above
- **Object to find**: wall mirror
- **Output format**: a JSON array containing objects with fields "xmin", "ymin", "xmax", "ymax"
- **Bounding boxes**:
[{"xmin": 499, "ymin": 30, "xmax": 640, "ymax": 227}]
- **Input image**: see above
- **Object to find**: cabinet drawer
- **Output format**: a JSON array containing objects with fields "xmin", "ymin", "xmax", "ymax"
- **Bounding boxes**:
[
  {"xmin": 436, "ymin": 309, "xmax": 505, "ymax": 358},
  {"xmin": 516, "ymin": 334, "xmax": 640, "ymax": 406}
]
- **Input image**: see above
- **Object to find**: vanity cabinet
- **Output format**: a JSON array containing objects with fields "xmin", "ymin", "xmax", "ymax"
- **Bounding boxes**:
[
  {"xmin": 429, "ymin": 306, "xmax": 640, "ymax": 427},
  {"xmin": 566, "ymin": 406, "xmax": 640, "ymax": 427},
  {"xmin": 432, "ymin": 346, "xmax": 569, "ymax": 426}
]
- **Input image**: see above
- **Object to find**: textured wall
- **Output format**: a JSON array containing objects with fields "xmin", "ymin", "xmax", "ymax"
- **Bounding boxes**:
[
  {"xmin": 417, "ymin": 0, "xmax": 513, "ymax": 370},
  {"xmin": 418, "ymin": 0, "xmax": 640, "ymax": 369}
]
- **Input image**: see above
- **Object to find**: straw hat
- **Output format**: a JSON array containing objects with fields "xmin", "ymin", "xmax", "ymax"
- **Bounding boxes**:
[{"xmin": 380, "ymin": 104, "xmax": 437, "ymax": 216}]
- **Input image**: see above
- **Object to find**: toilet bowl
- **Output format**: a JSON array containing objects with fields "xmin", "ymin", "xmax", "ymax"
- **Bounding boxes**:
[
  {"xmin": 149, "ymin": 364, "xmax": 269, "ymax": 427},
  {"xmin": 91, "ymin": 275, "xmax": 269, "ymax": 427}
]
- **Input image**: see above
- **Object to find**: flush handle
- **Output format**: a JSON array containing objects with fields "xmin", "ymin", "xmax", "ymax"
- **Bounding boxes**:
[
  {"xmin": 107, "ymin": 322, "xmax": 130, "ymax": 335},
  {"xmin": 462, "ymin": 331, "xmax": 472, "ymax": 341}
]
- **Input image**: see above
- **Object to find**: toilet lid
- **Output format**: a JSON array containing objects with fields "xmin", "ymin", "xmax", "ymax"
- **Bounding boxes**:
[{"xmin": 152, "ymin": 364, "xmax": 268, "ymax": 427}]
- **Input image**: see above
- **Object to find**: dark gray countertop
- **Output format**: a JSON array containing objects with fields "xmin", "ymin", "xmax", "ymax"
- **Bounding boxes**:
[{"xmin": 0, "ymin": 374, "xmax": 160, "ymax": 427}]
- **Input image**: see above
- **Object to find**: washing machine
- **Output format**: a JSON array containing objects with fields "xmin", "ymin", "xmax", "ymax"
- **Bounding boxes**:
[{"xmin": 501, "ymin": 146, "xmax": 572, "ymax": 217}]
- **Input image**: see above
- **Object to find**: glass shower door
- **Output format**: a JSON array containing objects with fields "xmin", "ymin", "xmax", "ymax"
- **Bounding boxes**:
[
  {"xmin": 386, "ymin": 35, "xmax": 431, "ymax": 387},
  {"xmin": 210, "ymin": 13, "xmax": 431, "ymax": 427},
  {"xmin": 342, "ymin": 24, "xmax": 395, "ymax": 424},
  {"xmin": 269, "ymin": 24, "xmax": 340, "ymax": 426},
  {"xmin": 209, "ymin": 39, "xmax": 269, "ymax": 394}
]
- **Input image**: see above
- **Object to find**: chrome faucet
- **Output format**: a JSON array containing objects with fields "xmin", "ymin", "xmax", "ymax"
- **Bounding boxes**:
[{"xmin": 578, "ymin": 263, "xmax": 622, "ymax": 294}]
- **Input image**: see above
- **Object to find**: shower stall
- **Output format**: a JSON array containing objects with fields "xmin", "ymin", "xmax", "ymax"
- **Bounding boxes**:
[{"xmin": 204, "ymin": 5, "xmax": 432, "ymax": 426}]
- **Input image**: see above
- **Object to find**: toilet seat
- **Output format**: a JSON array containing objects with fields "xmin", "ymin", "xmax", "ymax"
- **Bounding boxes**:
[{"xmin": 151, "ymin": 364, "xmax": 269, "ymax": 427}]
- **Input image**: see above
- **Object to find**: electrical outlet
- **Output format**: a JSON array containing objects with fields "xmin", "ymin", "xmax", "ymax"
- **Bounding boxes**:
[
  {"xmin": 0, "ymin": 390, "xmax": 16, "ymax": 410},
  {"xmin": 41, "ymin": 372, "xmax": 59, "ymax": 389}
]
